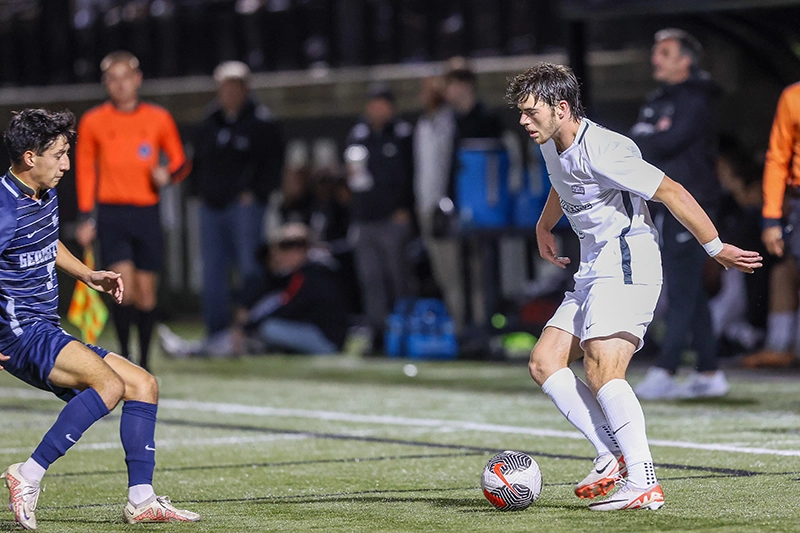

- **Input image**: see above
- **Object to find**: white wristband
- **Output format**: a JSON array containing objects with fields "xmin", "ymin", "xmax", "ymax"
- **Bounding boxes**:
[{"xmin": 702, "ymin": 237, "xmax": 723, "ymax": 257}]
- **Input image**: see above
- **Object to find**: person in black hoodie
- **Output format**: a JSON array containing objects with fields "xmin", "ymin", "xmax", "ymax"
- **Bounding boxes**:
[
  {"xmin": 158, "ymin": 223, "xmax": 348, "ymax": 356},
  {"xmin": 189, "ymin": 61, "xmax": 285, "ymax": 341},
  {"xmin": 630, "ymin": 28, "xmax": 728, "ymax": 400}
]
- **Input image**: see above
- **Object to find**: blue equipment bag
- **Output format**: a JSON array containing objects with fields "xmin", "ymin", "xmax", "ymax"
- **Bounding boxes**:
[
  {"xmin": 456, "ymin": 139, "xmax": 511, "ymax": 228},
  {"xmin": 385, "ymin": 298, "xmax": 458, "ymax": 359}
]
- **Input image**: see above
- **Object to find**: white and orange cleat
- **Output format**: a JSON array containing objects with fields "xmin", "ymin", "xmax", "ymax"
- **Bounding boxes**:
[
  {"xmin": 2, "ymin": 462, "xmax": 41, "ymax": 530},
  {"xmin": 123, "ymin": 495, "xmax": 200, "ymax": 524},
  {"xmin": 574, "ymin": 453, "xmax": 627, "ymax": 499},
  {"xmin": 588, "ymin": 481, "xmax": 664, "ymax": 511}
]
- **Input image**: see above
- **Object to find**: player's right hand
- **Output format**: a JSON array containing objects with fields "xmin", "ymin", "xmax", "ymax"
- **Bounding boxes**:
[
  {"xmin": 762, "ymin": 226, "xmax": 784, "ymax": 257},
  {"xmin": 536, "ymin": 227, "xmax": 571, "ymax": 269},
  {"xmin": 0, "ymin": 352, "xmax": 9, "ymax": 371}
]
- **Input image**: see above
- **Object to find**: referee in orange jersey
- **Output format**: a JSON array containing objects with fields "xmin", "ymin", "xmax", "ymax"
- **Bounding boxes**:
[{"xmin": 75, "ymin": 51, "xmax": 190, "ymax": 371}]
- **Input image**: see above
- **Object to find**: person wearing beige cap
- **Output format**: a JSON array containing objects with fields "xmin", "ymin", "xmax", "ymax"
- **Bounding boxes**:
[
  {"xmin": 188, "ymin": 59, "xmax": 285, "ymax": 346},
  {"xmin": 159, "ymin": 223, "xmax": 349, "ymax": 356}
]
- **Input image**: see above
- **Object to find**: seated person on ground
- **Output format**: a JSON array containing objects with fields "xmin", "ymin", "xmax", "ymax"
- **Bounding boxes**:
[{"xmin": 160, "ymin": 223, "xmax": 349, "ymax": 356}]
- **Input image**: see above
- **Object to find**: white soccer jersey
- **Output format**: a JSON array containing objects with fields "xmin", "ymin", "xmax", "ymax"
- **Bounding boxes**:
[{"xmin": 541, "ymin": 119, "xmax": 665, "ymax": 288}]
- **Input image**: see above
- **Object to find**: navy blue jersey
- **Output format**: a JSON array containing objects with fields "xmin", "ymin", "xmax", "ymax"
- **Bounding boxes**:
[{"xmin": 0, "ymin": 172, "xmax": 61, "ymax": 347}]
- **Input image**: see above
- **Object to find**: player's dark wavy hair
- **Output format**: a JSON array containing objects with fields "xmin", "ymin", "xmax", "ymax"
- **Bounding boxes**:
[
  {"xmin": 3, "ymin": 108, "xmax": 76, "ymax": 164},
  {"xmin": 505, "ymin": 62, "xmax": 586, "ymax": 120}
]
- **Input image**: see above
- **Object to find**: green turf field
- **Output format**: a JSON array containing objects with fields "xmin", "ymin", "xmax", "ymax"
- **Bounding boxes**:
[{"xmin": 1, "ymin": 334, "xmax": 799, "ymax": 532}]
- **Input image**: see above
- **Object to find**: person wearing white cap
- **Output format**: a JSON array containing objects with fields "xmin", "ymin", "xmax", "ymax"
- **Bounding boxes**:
[{"xmin": 188, "ymin": 59, "xmax": 285, "ymax": 344}]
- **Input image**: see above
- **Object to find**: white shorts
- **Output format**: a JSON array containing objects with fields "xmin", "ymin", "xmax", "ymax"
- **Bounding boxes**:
[{"xmin": 545, "ymin": 283, "xmax": 662, "ymax": 352}]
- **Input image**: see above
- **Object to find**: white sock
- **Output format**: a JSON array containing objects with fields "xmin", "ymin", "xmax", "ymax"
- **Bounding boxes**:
[
  {"xmin": 596, "ymin": 379, "xmax": 657, "ymax": 487},
  {"xmin": 541, "ymin": 368, "xmax": 620, "ymax": 456},
  {"xmin": 766, "ymin": 312, "xmax": 794, "ymax": 352},
  {"xmin": 19, "ymin": 458, "xmax": 46, "ymax": 485},
  {"xmin": 128, "ymin": 484, "xmax": 156, "ymax": 506}
]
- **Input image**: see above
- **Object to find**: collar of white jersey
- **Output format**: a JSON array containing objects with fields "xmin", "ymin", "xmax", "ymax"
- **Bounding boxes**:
[{"xmin": 558, "ymin": 119, "xmax": 590, "ymax": 156}]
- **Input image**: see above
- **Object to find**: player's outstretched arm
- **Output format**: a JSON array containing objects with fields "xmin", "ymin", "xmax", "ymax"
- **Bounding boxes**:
[
  {"xmin": 536, "ymin": 187, "xmax": 571, "ymax": 269},
  {"xmin": 651, "ymin": 175, "xmax": 763, "ymax": 273},
  {"xmin": 55, "ymin": 241, "xmax": 124, "ymax": 303}
]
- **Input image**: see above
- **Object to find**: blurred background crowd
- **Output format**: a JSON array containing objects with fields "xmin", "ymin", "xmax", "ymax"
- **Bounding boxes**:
[{"xmin": 1, "ymin": 0, "xmax": 800, "ymax": 388}]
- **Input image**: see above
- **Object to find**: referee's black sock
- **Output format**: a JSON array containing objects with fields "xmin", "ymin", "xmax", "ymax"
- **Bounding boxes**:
[
  {"xmin": 112, "ymin": 304, "xmax": 134, "ymax": 359},
  {"xmin": 137, "ymin": 309, "xmax": 156, "ymax": 371}
]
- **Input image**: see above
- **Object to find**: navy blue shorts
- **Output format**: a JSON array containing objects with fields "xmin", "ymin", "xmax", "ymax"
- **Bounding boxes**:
[
  {"xmin": 1, "ymin": 320, "xmax": 109, "ymax": 402},
  {"xmin": 97, "ymin": 204, "xmax": 163, "ymax": 272}
]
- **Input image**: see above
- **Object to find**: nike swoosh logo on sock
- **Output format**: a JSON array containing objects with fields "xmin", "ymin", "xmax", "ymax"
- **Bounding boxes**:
[{"xmin": 613, "ymin": 421, "xmax": 631, "ymax": 435}]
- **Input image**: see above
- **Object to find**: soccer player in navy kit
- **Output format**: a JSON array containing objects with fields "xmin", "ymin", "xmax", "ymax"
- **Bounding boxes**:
[
  {"xmin": 505, "ymin": 64, "xmax": 762, "ymax": 511},
  {"xmin": 0, "ymin": 109, "xmax": 199, "ymax": 529}
]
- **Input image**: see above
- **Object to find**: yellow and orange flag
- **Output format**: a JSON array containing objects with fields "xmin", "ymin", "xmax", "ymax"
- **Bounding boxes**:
[{"xmin": 67, "ymin": 249, "xmax": 109, "ymax": 344}]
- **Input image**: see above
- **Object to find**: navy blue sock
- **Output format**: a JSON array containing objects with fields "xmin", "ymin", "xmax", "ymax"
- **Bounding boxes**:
[
  {"xmin": 120, "ymin": 401, "xmax": 158, "ymax": 487},
  {"xmin": 31, "ymin": 388, "xmax": 109, "ymax": 469}
]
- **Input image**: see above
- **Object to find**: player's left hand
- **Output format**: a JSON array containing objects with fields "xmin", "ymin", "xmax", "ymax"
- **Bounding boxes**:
[
  {"xmin": 0, "ymin": 352, "xmax": 9, "ymax": 371},
  {"xmin": 713, "ymin": 243, "xmax": 763, "ymax": 274},
  {"xmin": 87, "ymin": 270, "xmax": 124, "ymax": 304},
  {"xmin": 151, "ymin": 165, "xmax": 171, "ymax": 188}
]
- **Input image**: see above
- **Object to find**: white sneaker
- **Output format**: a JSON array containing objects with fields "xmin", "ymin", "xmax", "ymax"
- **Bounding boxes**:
[
  {"xmin": 634, "ymin": 367, "xmax": 681, "ymax": 400},
  {"xmin": 588, "ymin": 480, "xmax": 664, "ymax": 511},
  {"xmin": 574, "ymin": 453, "xmax": 627, "ymax": 499},
  {"xmin": 2, "ymin": 462, "xmax": 40, "ymax": 530},
  {"xmin": 157, "ymin": 324, "xmax": 201, "ymax": 359},
  {"xmin": 123, "ymin": 495, "xmax": 200, "ymax": 523},
  {"xmin": 677, "ymin": 370, "xmax": 730, "ymax": 398}
]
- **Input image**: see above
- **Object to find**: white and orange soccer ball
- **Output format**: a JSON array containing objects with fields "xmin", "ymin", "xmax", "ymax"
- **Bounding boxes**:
[{"xmin": 481, "ymin": 451, "xmax": 542, "ymax": 511}]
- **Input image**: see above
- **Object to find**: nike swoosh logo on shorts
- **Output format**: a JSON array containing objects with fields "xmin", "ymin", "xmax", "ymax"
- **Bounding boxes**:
[
  {"xmin": 65, "ymin": 434, "xmax": 77, "ymax": 443},
  {"xmin": 145, "ymin": 445, "xmax": 156, "ymax": 451}
]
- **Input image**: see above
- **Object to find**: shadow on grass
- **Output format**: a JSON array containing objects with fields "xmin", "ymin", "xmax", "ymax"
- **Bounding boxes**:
[{"xmin": 675, "ymin": 397, "xmax": 759, "ymax": 407}]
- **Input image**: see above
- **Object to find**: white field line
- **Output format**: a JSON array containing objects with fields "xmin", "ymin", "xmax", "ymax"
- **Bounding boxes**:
[
  {"xmin": 3, "ymin": 387, "xmax": 800, "ymax": 457},
  {"xmin": 0, "ymin": 434, "xmax": 308, "ymax": 456},
  {"xmin": 160, "ymin": 399, "xmax": 800, "ymax": 458}
]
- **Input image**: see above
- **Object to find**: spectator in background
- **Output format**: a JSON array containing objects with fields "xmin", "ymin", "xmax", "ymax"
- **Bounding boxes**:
[
  {"xmin": 344, "ymin": 83, "xmax": 414, "ymax": 352},
  {"xmin": 442, "ymin": 60, "xmax": 506, "ymax": 330},
  {"xmin": 740, "ymin": 80, "xmax": 800, "ymax": 368},
  {"xmin": 629, "ymin": 29, "xmax": 727, "ymax": 399},
  {"xmin": 188, "ymin": 60, "xmax": 285, "ymax": 345},
  {"xmin": 709, "ymin": 136, "xmax": 770, "ymax": 355},
  {"xmin": 159, "ymin": 223, "xmax": 348, "ymax": 356},
  {"xmin": 75, "ymin": 51, "xmax": 190, "ymax": 371},
  {"xmin": 413, "ymin": 75, "xmax": 462, "ymax": 331},
  {"xmin": 444, "ymin": 58, "xmax": 505, "ymax": 142}
]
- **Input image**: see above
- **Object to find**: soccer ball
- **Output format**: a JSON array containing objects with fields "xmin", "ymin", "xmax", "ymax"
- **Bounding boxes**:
[{"xmin": 481, "ymin": 451, "xmax": 542, "ymax": 511}]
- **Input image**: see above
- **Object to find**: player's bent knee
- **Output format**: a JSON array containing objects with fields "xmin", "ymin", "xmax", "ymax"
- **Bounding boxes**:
[
  {"xmin": 97, "ymin": 373, "xmax": 126, "ymax": 410},
  {"xmin": 528, "ymin": 351, "xmax": 554, "ymax": 386},
  {"xmin": 124, "ymin": 370, "xmax": 159, "ymax": 403}
]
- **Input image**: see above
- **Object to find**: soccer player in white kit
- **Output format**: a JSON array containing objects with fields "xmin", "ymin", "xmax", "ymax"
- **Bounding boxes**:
[{"xmin": 505, "ymin": 63, "xmax": 762, "ymax": 511}]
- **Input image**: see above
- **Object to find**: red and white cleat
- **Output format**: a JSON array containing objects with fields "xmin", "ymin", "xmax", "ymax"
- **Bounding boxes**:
[
  {"xmin": 574, "ymin": 453, "xmax": 627, "ymax": 499},
  {"xmin": 123, "ymin": 495, "xmax": 200, "ymax": 523},
  {"xmin": 588, "ymin": 481, "xmax": 664, "ymax": 511}
]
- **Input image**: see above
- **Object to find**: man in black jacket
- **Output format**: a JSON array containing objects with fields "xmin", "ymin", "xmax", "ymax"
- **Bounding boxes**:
[
  {"xmin": 190, "ymin": 60, "xmax": 285, "ymax": 340},
  {"xmin": 630, "ymin": 28, "xmax": 728, "ymax": 399},
  {"xmin": 344, "ymin": 84, "xmax": 414, "ymax": 351}
]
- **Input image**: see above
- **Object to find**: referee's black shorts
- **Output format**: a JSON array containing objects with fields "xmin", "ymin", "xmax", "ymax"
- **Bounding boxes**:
[{"xmin": 96, "ymin": 204, "xmax": 163, "ymax": 272}]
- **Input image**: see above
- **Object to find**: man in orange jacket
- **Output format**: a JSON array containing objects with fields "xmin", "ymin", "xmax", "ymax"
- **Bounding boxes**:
[{"xmin": 75, "ymin": 51, "xmax": 190, "ymax": 371}]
